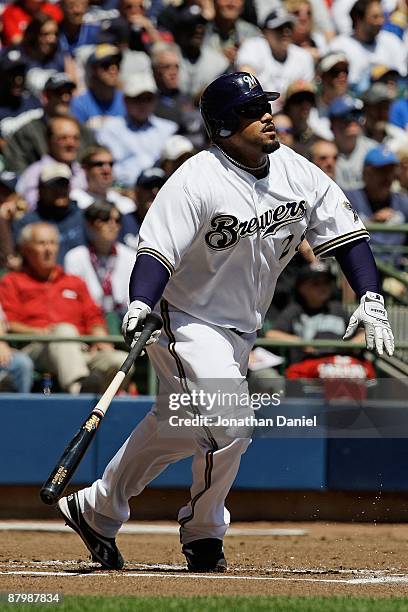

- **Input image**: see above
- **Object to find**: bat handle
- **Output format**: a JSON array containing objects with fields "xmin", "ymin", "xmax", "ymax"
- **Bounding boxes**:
[{"xmin": 120, "ymin": 312, "xmax": 163, "ymax": 374}]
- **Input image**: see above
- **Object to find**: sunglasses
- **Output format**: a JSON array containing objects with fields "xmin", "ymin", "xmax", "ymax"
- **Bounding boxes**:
[
  {"xmin": 328, "ymin": 67, "xmax": 349, "ymax": 77},
  {"xmin": 88, "ymin": 160, "xmax": 114, "ymax": 168},
  {"xmin": 338, "ymin": 112, "xmax": 362, "ymax": 123},
  {"xmin": 235, "ymin": 100, "xmax": 272, "ymax": 119},
  {"xmin": 99, "ymin": 61, "xmax": 120, "ymax": 71},
  {"xmin": 276, "ymin": 126, "xmax": 293, "ymax": 134}
]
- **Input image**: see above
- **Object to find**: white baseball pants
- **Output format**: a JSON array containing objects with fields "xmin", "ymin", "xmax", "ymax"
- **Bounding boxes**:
[{"xmin": 78, "ymin": 301, "xmax": 255, "ymax": 545}]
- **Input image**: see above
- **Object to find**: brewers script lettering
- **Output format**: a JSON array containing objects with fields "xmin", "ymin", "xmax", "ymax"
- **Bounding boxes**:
[{"xmin": 205, "ymin": 200, "xmax": 307, "ymax": 250}]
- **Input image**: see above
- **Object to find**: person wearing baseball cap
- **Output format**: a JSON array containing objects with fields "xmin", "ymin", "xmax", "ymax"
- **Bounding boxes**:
[
  {"xmin": 283, "ymin": 79, "xmax": 318, "ymax": 156},
  {"xmin": 236, "ymin": 6, "xmax": 314, "ymax": 111},
  {"xmin": 343, "ymin": 145, "xmax": 408, "ymax": 265},
  {"xmin": 70, "ymin": 44, "xmax": 125, "ymax": 130},
  {"xmin": 97, "ymin": 73, "xmax": 177, "ymax": 187},
  {"xmin": 0, "ymin": 48, "xmax": 41, "ymax": 139},
  {"xmin": 160, "ymin": 135, "xmax": 195, "ymax": 178},
  {"xmin": 2, "ymin": 72, "xmax": 97, "ymax": 174},
  {"xmin": 361, "ymin": 83, "xmax": 406, "ymax": 151},
  {"xmin": 119, "ymin": 167, "xmax": 167, "ymax": 251},
  {"xmin": 13, "ymin": 162, "xmax": 86, "ymax": 263},
  {"xmin": 329, "ymin": 96, "xmax": 377, "ymax": 191}
]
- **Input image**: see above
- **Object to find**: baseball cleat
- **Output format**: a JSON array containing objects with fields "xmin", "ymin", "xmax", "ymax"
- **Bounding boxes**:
[
  {"xmin": 58, "ymin": 492, "xmax": 124, "ymax": 570},
  {"xmin": 182, "ymin": 538, "xmax": 227, "ymax": 572}
]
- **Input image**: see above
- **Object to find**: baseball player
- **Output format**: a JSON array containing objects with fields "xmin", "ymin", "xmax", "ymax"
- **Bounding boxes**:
[{"xmin": 58, "ymin": 72, "xmax": 394, "ymax": 572}]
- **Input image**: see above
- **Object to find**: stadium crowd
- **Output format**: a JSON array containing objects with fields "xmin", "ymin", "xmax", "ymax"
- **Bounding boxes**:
[{"xmin": 0, "ymin": 0, "xmax": 407, "ymax": 393}]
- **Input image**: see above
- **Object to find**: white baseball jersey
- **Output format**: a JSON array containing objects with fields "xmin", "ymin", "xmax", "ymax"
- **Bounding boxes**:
[{"xmin": 138, "ymin": 145, "xmax": 368, "ymax": 334}]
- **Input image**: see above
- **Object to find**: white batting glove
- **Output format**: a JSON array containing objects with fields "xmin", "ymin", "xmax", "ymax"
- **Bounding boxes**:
[
  {"xmin": 343, "ymin": 291, "xmax": 394, "ymax": 356},
  {"xmin": 121, "ymin": 300, "xmax": 161, "ymax": 348}
]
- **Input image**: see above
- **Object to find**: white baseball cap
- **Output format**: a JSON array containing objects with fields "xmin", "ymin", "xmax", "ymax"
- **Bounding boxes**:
[
  {"xmin": 40, "ymin": 163, "xmax": 72, "ymax": 184},
  {"xmin": 161, "ymin": 135, "xmax": 194, "ymax": 161},
  {"xmin": 123, "ymin": 73, "xmax": 157, "ymax": 98}
]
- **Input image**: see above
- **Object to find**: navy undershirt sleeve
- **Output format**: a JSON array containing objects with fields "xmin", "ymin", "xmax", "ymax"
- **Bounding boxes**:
[
  {"xmin": 333, "ymin": 239, "xmax": 380, "ymax": 298},
  {"xmin": 129, "ymin": 253, "xmax": 171, "ymax": 309}
]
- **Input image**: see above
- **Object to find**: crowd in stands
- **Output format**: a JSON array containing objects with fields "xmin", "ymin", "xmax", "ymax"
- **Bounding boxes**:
[{"xmin": 0, "ymin": 0, "xmax": 407, "ymax": 393}]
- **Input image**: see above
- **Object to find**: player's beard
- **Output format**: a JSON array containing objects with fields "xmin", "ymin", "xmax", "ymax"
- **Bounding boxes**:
[{"xmin": 262, "ymin": 140, "xmax": 280, "ymax": 154}]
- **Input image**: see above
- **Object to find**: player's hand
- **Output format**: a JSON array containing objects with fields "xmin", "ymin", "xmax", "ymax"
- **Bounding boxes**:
[
  {"xmin": 343, "ymin": 291, "xmax": 394, "ymax": 356},
  {"xmin": 121, "ymin": 300, "xmax": 161, "ymax": 349}
]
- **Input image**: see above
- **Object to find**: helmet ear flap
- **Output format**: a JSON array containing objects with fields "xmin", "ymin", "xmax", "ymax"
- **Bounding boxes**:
[{"xmin": 201, "ymin": 108, "xmax": 240, "ymax": 141}]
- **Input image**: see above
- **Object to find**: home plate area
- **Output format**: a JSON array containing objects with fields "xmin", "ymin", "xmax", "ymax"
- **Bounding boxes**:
[{"xmin": 2, "ymin": 521, "xmax": 408, "ymax": 597}]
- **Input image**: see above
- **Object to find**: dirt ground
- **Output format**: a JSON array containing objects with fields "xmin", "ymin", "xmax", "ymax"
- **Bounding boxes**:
[{"xmin": 1, "ymin": 522, "xmax": 408, "ymax": 598}]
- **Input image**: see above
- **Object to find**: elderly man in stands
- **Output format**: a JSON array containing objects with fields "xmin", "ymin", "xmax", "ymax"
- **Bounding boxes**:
[
  {"xmin": 0, "ymin": 222, "xmax": 129, "ymax": 394},
  {"xmin": 16, "ymin": 116, "xmax": 86, "ymax": 210},
  {"xmin": 344, "ymin": 145, "xmax": 408, "ymax": 266},
  {"xmin": 309, "ymin": 139, "xmax": 339, "ymax": 180},
  {"xmin": 97, "ymin": 73, "xmax": 177, "ymax": 186}
]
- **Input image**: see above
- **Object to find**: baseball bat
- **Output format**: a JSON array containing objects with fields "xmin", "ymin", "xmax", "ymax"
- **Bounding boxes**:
[{"xmin": 39, "ymin": 313, "xmax": 163, "ymax": 505}]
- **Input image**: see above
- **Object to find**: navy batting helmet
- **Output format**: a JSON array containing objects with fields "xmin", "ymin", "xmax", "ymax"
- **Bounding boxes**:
[{"xmin": 200, "ymin": 72, "xmax": 280, "ymax": 141}]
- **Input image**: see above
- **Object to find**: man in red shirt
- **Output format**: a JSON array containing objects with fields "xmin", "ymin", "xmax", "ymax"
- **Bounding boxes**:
[
  {"xmin": 0, "ymin": 221, "xmax": 129, "ymax": 393},
  {"xmin": 1, "ymin": 0, "xmax": 63, "ymax": 46}
]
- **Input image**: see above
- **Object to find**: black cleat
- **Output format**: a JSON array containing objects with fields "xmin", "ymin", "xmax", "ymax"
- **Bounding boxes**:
[
  {"xmin": 182, "ymin": 538, "xmax": 227, "ymax": 573},
  {"xmin": 58, "ymin": 492, "xmax": 124, "ymax": 570}
]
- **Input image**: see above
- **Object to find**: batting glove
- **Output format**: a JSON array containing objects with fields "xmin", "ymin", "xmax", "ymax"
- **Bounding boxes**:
[
  {"xmin": 121, "ymin": 300, "xmax": 161, "ymax": 349},
  {"xmin": 343, "ymin": 291, "xmax": 394, "ymax": 356}
]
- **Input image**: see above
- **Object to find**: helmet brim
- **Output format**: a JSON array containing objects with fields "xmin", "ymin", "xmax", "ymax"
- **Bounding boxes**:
[{"xmin": 265, "ymin": 91, "xmax": 280, "ymax": 101}]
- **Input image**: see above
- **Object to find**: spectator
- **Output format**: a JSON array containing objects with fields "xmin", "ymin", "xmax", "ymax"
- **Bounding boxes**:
[
  {"xmin": 171, "ymin": 5, "xmax": 229, "ymax": 99},
  {"xmin": 71, "ymin": 145, "xmax": 135, "ymax": 213},
  {"xmin": 70, "ymin": 44, "xmax": 126, "ymax": 130},
  {"xmin": 284, "ymin": 0, "xmax": 327, "ymax": 62},
  {"xmin": 160, "ymin": 135, "xmax": 195, "ymax": 178},
  {"xmin": 16, "ymin": 116, "xmax": 87, "ymax": 210},
  {"xmin": 64, "ymin": 201, "xmax": 135, "ymax": 321},
  {"xmin": 3, "ymin": 73, "xmax": 96, "ymax": 174},
  {"xmin": 266, "ymin": 262, "xmax": 370, "ymax": 380},
  {"xmin": 97, "ymin": 74, "xmax": 177, "ymax": 186},
  {"xmin": 0, "ymin": 222, "xmax": 130, "ymax": 394},
  {"xmin": 14, "ymin": 163, "xmax": 86, "ymax": 263},
  {"xmin": 236, "ymin": 8, "xmax": 314, "ymax": 111},
  {"xmin": 345, "ymin": 145, "xmax": 408, "ymax": 261},
  {"xmin": 273, "ymin": 112, "xmax": 294, "ymax": 148},
  {"xmin": 119, "ymin": 167, "xmax": 166, "ymax": 250},
  {"xmin": 19, "ymin": 14, "xmax": 76, "ymax": 96},
  {"xmin": 0, "ymin": 49, "xmax": 42, "ymax": 141},
  {"xmin": 329, "ymin": 96, "xmax": 377, "ymax": 191},
  {"xmin": 203, "ymin": 0, "xmax": 260, "ymax": 69},
  {"xmin": 59, "ymin": 0, "xmax": 100, "ymax": 57},
  {"xmin": 0, "ymin": 304, "xmax": 34, "ymax": 393},
  {"xmin": 329, "ymin": 0, "xmax": 407, "ymax": 94},
  {"xmin": 309, "ymin": 139, "xmax": 338, "ymax": 180},
  {"xmin": 370, "ymin": 64, "xmax": 402, "ymax": 99},
  {"xmin": 151, "ymin": 42, "xmax": 202, "ymax": 140},
  {"xmin": 98, "ymin": 0, "xmax": 171, "ymax": 54},
  {"xmin": 0, "ymin": 171, "xmax": 22, "ymax": 273},
  {"xmin": 394, "ymin": 143, "xmax": 408, "ymax": 197},
  {"xmin": 1, "ymin": 0, "xmax": 62, "ymax": 46},
  {"xmin": 283, "ymin": 79, "xmax": 318, "ymax": 157},
  {"xmin": 309, "ymin": 52, "xmax": 350, "ymax": 140},
  {"xmin": 362, "ymin": 83, "xmax": 407, "ymax": 151}
]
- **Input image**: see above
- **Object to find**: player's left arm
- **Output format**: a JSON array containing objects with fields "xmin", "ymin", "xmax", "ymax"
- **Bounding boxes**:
[
  {"xmin": 333, "ymin": 239, "xmax": 394, "ymax": 356},
  {"xmin": 305, "ymin": 167, "xmax": 394, "ymax": 356}
]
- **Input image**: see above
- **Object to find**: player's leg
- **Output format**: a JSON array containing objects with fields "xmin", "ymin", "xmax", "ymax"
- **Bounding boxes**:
[{"xmin": 158, "ymin": 303, "xmax": 255, "ymax": 568}]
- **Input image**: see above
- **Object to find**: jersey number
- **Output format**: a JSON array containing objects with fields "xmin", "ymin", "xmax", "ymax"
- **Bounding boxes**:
[{"xmin": 279, "ymin": 230, "xmax": 307, "ymax": 260}]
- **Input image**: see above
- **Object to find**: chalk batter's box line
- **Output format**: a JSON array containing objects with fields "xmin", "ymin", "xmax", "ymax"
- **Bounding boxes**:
[{"xmin": 2, "ymin": 570, "xmax": 408, "ymax": 585}]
